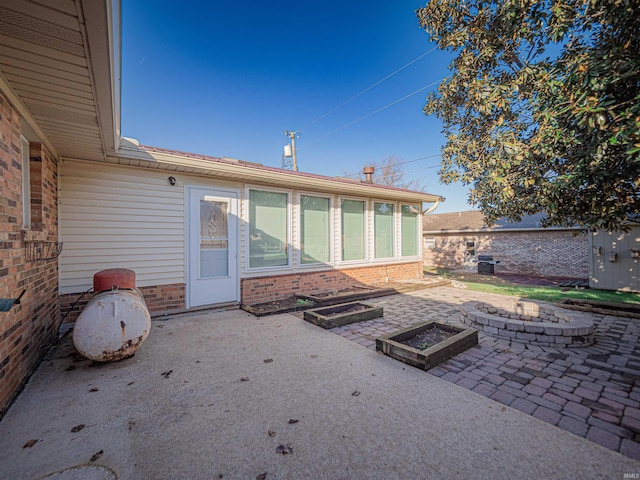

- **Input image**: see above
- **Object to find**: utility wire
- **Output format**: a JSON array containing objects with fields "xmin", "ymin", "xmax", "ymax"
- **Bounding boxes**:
[
  {"xmin": 306, "ymin": 79, "xmax": 444, "ymax": 147},
  {"xmin": 299, "ymin": 47, "xmax": 440, "ymax": 132},
  {"xmin": 341, "ymin": 153, "xmax": 442, "ymax": 178}
]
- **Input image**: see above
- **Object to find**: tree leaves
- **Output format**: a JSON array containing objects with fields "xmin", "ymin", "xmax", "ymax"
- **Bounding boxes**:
[{"xmin": 418, "ymin": 0, "xmax": 640, "ymax": 231}]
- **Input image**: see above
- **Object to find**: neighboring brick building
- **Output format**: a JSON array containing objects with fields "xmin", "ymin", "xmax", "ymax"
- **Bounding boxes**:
[{"xmin": 423, "ymin": 211, "xmax": 589, "ymax": 279}]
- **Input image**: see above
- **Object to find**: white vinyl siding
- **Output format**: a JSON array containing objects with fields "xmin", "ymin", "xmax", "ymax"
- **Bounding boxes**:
[
  {"xmin": 59, "ymin": 160, "xmax": 185, "ymax": 293},
  {"xmin": 60, "ymin": 160, "xmax": 426, "ymax": 292}
]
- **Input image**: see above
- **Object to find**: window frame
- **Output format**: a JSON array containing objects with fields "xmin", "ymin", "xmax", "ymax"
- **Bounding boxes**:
[
  {"xmin": 372, "ymin": 199, "xmax": 396, "ymax": 260},
  {"xmin": 245, "ymin": 186, "xmax": 292, "ymax": 272},
  {"xmin": 21, "ymin": 136, "xmax": 30, "ymax": 229},
  {"xmin": 297, "ymin": 191, "xmax": 333, "ymax": 267},
  {"xmin": 465, "ymin": 240, "xmax": 476, "ymax": 258},
  {"xmin": 338, "ymin": 196, "xmax": 368, "ymax": 264},
  {"xmin": 424, "ymin": 235, "xmax": 436, "ymax": 250},
  {"xmin": 399, "ymin": 203, "xmax": 421, "ymax": 258}
]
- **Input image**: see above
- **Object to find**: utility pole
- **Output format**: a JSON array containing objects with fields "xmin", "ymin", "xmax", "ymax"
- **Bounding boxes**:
[{"xmin": 284, "ymin": 131, "xmax": 300, "ymax": 171}]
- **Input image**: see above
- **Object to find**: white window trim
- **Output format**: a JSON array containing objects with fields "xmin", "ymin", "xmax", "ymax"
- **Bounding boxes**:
[
  {"xmin": 297, "ymin": 191, "xmax": 334, "ymax": 267},
  {"xmin": 337, "ymin": 196, "xmax": 369, "ymax": 265},
  {"xmin": 424, "ymin": 235, "xmax": 436, "ymax": 249},
  {"xmin": 372, "ymin": 199, "xmax": 397, "ymax": 260},
  {"xmin": 399, "ymin": 203, "xmax": 422, "ymax": 259},
  {"xmin": 21, "ymin": 136, "xmax": 30, "ymax": 229},
  {"xmin": 245, "ymin": 185, "xmax": 292, "ymax": 272}
]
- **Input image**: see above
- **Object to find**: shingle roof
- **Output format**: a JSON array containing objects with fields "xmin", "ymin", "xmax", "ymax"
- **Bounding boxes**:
[
  {"xmin": 131, "ymin": 143, "xmax": 444, "ymax": 201},
  {"xmin": 423, "ymin": 211, "xmax": 579, "ymax": 232}
]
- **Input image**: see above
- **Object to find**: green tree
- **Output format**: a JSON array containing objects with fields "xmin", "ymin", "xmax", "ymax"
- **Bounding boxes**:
[{"xmin": 418, "ymin": 0, "xmax": 640, "ymax": 231}]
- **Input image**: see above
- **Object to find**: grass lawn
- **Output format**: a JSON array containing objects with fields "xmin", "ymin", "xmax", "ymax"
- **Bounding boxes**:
[{"xmin": 424, "ymin": 267, "xmax": 640, "ymax": 305}]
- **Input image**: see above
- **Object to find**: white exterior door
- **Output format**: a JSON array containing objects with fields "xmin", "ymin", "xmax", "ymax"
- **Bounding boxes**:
[{"xmin": 187, "ymin": 187, "xmax": 238, "ymax": 307}]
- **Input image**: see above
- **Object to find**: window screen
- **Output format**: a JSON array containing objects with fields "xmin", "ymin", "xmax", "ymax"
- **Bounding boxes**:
[
  {"xmin": 341, "ymin": 199, "xmax": 365, "ymax": 261},
  {"xmin": 249, "ymin": 190, "xmax": 288, "ymax": 268},
  {"xmin": 374, "ymin": 202, "xmax": 394, "ymax": 258},
  {"xmin": 401, "ymin": 205, "xmax": 419, "ymax": 256},
  {"xmin": 300, "ymin": 195, "xmax": 330, "ymax": 264}
]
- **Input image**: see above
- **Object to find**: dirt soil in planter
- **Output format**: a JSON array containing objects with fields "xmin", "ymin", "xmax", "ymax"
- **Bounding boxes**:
[
  {"xmin": 321, "ymin": 304, "xmax": 369, "ymax": 317},
  {"xmin": 244, "ymin": 296, "xmax": 314, "ymax": 315},
  {"xmin": 245, "ymin": 281, "xmax": 438, "ymax": 316},
  {"xmin": 310, "ymin": 286, "xmax": 373, "ymax": 298},
  {"xmin": 401, "ymin": 326, "xmax": 456, "ymax": 350}
]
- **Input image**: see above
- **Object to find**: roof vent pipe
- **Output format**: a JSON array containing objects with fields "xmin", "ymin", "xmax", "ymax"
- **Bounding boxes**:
[{"xmin": 363, "ymin": 166, "xmax": 375, "ymax": 183}]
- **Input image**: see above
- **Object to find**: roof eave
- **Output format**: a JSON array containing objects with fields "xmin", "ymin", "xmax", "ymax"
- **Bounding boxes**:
[
  {"xmin": 80, "ymin": 0, "xmax": 121, "ymax": 157},
  {"xmin": 423, "ymin": 226, "xmax": 584, "ymax": 234},
  {"xmin": 111, "ymin": 142, "xmax": 443, "ymax": 202}
]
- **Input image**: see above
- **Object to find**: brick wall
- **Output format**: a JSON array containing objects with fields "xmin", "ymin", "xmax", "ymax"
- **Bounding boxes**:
[
  {"xmin": 59, "ymin": 282, "xmax": 186, "ymax": 323},
  {"xmin": 241, "ymin": 261, "xmax": 423, "ymax": 305},
  {"xmin": 60, "ymin": 262, "xmax": 422, "ymax": 316},
  {"xmin": 0, "ymin": 92, "xmax": 59, "ymax": 417},
  {"xmin": 424, "ymin": 230, "xmax": 588, "ymax": 278}
]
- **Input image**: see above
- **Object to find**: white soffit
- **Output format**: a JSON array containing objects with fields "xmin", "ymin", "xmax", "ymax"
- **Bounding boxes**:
[{"xmin": 0, "ymin": 0, "xmax": 119, "ymax": 160}]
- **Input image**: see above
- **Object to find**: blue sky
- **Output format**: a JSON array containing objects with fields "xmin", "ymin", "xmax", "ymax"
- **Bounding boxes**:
[{"xmin": 121, "ymin": 1, "xmax": 476, "ymax": 213}]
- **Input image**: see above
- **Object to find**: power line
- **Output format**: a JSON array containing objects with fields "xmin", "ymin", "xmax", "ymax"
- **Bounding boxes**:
[
  {"xmin": 299, "ymin": 47, "xmax": 440, "ymax": 132},
  {"xmin": 305, "ymin": 79, "xmax": 444, "ymax": 147}
]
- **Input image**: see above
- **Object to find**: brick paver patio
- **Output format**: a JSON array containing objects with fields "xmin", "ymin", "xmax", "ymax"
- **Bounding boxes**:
[{"xmin": 322, "ymin": 286, "xmax": 640, "ymax": 460}]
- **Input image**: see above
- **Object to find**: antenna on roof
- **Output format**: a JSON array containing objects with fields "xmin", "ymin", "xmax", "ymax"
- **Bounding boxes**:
[{"xmin": 283, "ymin": 131, "xmax": 300, "ymax": 171}]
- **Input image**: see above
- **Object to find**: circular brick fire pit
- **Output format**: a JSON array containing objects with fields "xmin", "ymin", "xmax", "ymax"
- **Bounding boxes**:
[{"xmin": 460, "ymin": 299, "xmax": 594, "ymax": 347}]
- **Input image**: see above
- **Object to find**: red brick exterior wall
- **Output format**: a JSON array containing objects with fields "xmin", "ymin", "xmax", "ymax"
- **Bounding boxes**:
[
  {"xmin": 0, "ymin": 92, "xmax": 60, "ymax": 417},
  {"xmin": 423, "ymin": 230, "xmax": 588, "ymax": 278},
  {"xmin": 59, "ymin": 282, "xmax": 186, "ymax": 323},
  {"xmin": 241, "ymin": 261, "xmax": 423, "ymax": 305},
  {"xmin": 61, "ymin": 261, "xmax": 423, "ymax": 316}
]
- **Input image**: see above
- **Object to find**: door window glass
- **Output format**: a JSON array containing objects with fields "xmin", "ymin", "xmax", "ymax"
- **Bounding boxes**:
[{"xmin": 200, "ymin": 199, "xmax": 228, "ymax": 277}]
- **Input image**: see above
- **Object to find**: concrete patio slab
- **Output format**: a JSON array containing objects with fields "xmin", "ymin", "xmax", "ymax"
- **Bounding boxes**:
[{"xmin": 0, "ymin": 308, "xmax": 638, "ymax": 479}]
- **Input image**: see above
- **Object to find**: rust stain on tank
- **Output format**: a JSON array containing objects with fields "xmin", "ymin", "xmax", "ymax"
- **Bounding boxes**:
[
  {"xmin": 99, "ymin": 335, "xmax": 144, "ymax": 362},
  {"xmin": 120, "ymin": 320, "xmax": 126, "ymax": 338}
]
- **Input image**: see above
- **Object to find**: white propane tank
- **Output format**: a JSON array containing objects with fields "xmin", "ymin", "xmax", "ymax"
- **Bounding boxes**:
[{"xmin": 73, "ymin": 289, "xmax": 151, "ymax": 362}]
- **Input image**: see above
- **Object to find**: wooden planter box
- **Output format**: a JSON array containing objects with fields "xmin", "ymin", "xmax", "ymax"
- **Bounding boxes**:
[
  {"xmin": 295, "ymin": 286, "xmax": 395, "ymax": 306},
  {"xmin": 303, "ymin": 301, "xmax": 383, "ymax": 329},
  {"xmin": 376, "ymin": 321, "xmax": 477, "ymax": 370}
]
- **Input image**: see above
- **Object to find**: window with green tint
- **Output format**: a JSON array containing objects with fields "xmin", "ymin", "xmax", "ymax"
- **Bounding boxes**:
[
  {"xmin": 300, "ymin": 195, "xmax": 330, "ymax": 264},
  {"xmin": 341, "ymin": 199, "xmax": 365, "ymax": 261},
  {"xmin": 401, "ymin": 205, "xmax": 419, "ymax": 256},
  {"xmin": 249, "ymin": 189, "xmax": 288, "ymax": 268},
  {"xmin": 374, "ymin": 202, "xmax": 395, "ymax": 258}
]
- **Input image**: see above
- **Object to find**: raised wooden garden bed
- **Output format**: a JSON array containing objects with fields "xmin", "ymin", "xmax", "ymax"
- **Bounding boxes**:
[
  {"xmin": 376, "ymin": 321, "xmax": 477, "ymax": 370},
  {"xmin": 303, "ymin": 301, "xmax": 383, "ymax": 329},
  {"xmin": 560, "ymin": 298, "xmax": 640, "ymax": 319},
  {"xmin": 241, "ymin": 297, "xmax": 315, "ymax": 317},
  {"xmin": 242, "ymin": 279, "xmax": 450, "ymax": 317},
  {"xmin": 296, "ymin": 285, "xmax": 395, "ymax": 306}
]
